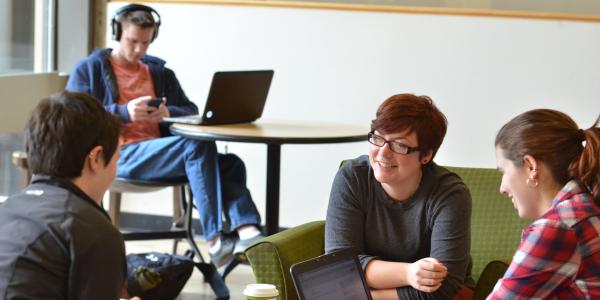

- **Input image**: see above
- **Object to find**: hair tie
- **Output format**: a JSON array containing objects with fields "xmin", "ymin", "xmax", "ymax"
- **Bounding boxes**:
[{"xmin": 578, "ymin": 129, "xmax": 586, "ymax": 141}]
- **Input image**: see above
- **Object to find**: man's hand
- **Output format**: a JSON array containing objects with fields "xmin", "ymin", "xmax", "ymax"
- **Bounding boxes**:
[
  {"xmin": 147, "ymin": 97, "xmax": 169, "ymax": 123},
  {"xmin": 405, "ymin": 257, "xmax": 447, "ymax": 293},
  {"xmin": 127, "ymin": 96, "xmax": 169, "ymax": 122}
]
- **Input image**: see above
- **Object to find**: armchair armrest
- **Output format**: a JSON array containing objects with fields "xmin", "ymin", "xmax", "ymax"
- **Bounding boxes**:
[
  {"xmin": 245, "ymin": 220, "xmax": 325, "ymax": 300},
  {"xmin": 473, "ymin": 259, "xmax": 510, "ymax": 300}
]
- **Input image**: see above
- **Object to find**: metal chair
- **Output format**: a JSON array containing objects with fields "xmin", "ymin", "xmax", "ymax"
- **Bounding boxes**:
[
  {"xmin": 106, "ymin": 178, "xmax": 187, "ymax": 253},
  {"xmin": 11, "ymin": 151, "xmax": 233, "ymax": 299}
]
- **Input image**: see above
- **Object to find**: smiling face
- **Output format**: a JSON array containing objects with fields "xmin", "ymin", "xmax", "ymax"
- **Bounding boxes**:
[
  {"xmin": 495, "ymin": 146, "xmax": 543, "ymax": 219},
  {"xmin": 369, "ymin": 130, "xmax": 431, "ymax": 196}
]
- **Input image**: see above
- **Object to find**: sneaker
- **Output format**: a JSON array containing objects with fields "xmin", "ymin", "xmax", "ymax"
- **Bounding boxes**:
[
  {"xmin": 209, "ymin": 236, "xmax": 236, "ymax": 268},
  {"xmin": 233, "ymin": 234, "xmax": 265, "ymax": 261}
]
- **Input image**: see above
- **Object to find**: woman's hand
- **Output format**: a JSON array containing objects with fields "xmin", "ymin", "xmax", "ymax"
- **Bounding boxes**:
[{"xmin": 405, "ymin": 257, "xmax": 448, "ymax": 293}]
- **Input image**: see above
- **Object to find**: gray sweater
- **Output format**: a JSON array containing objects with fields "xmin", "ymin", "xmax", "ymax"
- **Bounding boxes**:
[{"xmin": 325, "ymin": 155, "xmax": 473, "ymax": 299}]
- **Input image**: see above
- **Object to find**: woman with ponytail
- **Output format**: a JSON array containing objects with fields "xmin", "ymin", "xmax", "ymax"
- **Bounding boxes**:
[{"xmin": 487, "ymin": 109, "xmax": 600, "ymax": 299}]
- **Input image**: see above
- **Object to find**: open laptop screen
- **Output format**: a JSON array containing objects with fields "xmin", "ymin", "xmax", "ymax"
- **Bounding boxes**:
[
  {"xmin": 162, "ymin": 70, "xmax": 273, "ymax": 125},
  {"xmin": 290, "ymin": 249, "xmax": 373, "ymax": 300}
]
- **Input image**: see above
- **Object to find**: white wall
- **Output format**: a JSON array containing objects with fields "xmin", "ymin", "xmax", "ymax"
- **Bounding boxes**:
[
  {"xmin": 57, "ymin": 0, "xmax": 92, "ymax": 73},
  {"xmin": 107, "ymin": 3, "xmax": 600, "ymax": 227}
]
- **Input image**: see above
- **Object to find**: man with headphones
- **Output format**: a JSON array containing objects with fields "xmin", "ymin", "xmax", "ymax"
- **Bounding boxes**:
[
  {"xmin": 0, "ymin": 91, "xmax": 139, "ymax": 299},
  {"xmin": 66, "ymin": 4, "xmax": 263, "ymax": 268}
]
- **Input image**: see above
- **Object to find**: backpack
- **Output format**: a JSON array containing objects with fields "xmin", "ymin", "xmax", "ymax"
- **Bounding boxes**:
[{"xmin": 126, "ymin": 252, "xmax": 195, "ymax": 300}]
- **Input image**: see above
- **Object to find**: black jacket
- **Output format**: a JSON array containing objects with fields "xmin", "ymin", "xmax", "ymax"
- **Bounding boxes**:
[{"xmin": 0, "ymin": 175, "xmax": 126, "ymax": 299}]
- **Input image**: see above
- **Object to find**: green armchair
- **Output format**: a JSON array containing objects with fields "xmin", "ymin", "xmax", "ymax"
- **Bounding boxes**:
[
  {"xmin": 246, "ymin": 221, "xmax": 325, "ymax": 300},
  {"xmin": 246, "ymin": 167, "xmax": 528, "ymax": 300}
]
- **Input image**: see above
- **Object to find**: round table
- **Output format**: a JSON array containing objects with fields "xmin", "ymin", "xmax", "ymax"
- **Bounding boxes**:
[{"xmin": 170, "ymin": 120, "xmax": 368, "ymax": 235}]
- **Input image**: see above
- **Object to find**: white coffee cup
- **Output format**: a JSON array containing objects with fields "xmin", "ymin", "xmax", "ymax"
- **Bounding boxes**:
[{"xmin": 243, "ymin": 283, "xmax": 279, "ymax": 300}]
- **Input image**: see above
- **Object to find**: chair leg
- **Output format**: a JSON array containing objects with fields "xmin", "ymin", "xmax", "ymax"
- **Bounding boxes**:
[
  {"xmin": 108, "ymin": 191, "xmax": 122, "ymax": 227},
  {"xmin": 221, "ymin": 259, "xmax": 241, "ymax": 279},
  {"xmin": 172, "ymin": 185, "xmax": 187, "ymax": 254},
  {"xmin": 194, "ymin": 262, "xmax": 230, "ymax": 300},
  {"xmin": 172, "ymin": 184, "xmax": 230, "ymax": 298},
  {"xmin": 183, "ymin": 186, "xmax": 230, "ymax": 299},
  {"xmin": 11, "ymin": 151, "xmax": 31, "ymax": 188},
  {"xmin": 172, "ymin": 186, "xmax": 183, "ymax": 225},
  {"xmin": 183, "ymin": 185, "xmax": 206, "ymax": 264}
]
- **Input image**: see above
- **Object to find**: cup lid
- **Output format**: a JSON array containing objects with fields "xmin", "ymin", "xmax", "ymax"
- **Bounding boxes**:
[{"xmin": 243, "ymin": 283, "xmax": 279, "ymax": 297}]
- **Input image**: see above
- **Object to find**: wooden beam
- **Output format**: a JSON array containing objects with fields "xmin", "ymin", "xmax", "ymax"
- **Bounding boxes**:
[
  {"xmin": 108, "ymin": 0, "xmax": 600, "ymax": 23},
  {"xmin": 93, "ymin": 0, "xmax": 108, "ymax": 49}
]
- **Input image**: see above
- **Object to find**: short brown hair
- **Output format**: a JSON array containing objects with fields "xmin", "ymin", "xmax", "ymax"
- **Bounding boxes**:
[
  {"xmin": 25, "ymin": 91, "xmax": 122, "ymax": 178},
  {"xmin": 495, "ymin": 109, "xmax": 600, "ymax": 203},
  {"xmin": 371, "ymin": 93, "xmax": 448, "ymax": 160},
  {"xmin": 120, "ymin": 10, "xmax": 156, "ymax": 29}
]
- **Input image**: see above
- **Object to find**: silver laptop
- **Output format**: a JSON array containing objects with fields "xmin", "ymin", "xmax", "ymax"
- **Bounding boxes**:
[
  {"xmin": 290, "ymin": 249, "xmax": 373, "ymax": 300},
  {"xmin": 163, "ymin": 70, "xmax": 274, "ymax": 125}
]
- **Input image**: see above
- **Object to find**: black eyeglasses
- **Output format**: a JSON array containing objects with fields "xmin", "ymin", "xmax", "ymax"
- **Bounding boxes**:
[{"xmin": 367, "ymin": 132, "xmax": 419, "ymax": 155}]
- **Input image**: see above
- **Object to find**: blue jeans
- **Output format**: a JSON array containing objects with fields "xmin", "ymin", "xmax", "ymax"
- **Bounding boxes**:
[{"xmin": 116, "ymin": 136, "xmax": 261, "ymax": 240}]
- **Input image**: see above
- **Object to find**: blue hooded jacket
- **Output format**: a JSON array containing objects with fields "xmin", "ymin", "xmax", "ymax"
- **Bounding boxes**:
[{"xmin": 66, "ymin": 48, "xmax": 198, "ymax": 137}]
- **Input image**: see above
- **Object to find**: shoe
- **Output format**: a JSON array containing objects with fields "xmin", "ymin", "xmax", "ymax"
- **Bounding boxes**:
[
  {"xmin": 233, "ymin": 234, "xmax": 265, "ymax": 261},
  {"xmin": 209, "ymin": 236, "xmax": 236, "ymax": 268}
]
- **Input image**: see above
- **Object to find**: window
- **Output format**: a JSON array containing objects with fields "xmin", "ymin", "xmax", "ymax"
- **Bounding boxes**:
[
  {"xmin": 0, "ymin": 0, "xmax": 55, "ymax": 75},
  {"xmin": 0, "ymin": 133, "xmax": 24, "ymax": 200},
  {"xmin": 0, "ymin": 0, "xmax": 56, "ymax": 199}
]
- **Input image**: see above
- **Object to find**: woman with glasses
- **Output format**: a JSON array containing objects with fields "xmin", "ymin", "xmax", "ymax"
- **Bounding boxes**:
[
  {"xmin": 487, "ymin": 110, "xmax": 600, "ymax": 299},
  {"xmin": 325, "ymin": 94, "xmax": 474, "ymax": 300}
]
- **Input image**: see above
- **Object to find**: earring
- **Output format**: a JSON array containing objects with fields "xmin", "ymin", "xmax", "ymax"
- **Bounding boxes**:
[
  {"xmin": 526, "ymin": 177, "xmax": 538, "ymax": 188},
  {"xmin": 526, "ymin": 168, "xmax": 538, "ymax": 188}
]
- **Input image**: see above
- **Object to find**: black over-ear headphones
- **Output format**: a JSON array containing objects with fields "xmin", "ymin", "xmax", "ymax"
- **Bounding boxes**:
[{"xmin": 111, "ymin": 3, "xmax": 161, "ymax": 42}]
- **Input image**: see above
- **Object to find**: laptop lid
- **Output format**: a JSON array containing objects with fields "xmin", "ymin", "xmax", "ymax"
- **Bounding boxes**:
[
  {"xmin": 202, "ymin": 69, "xmax": 273, "ymax": 125},
  {"xmin": 162, "ymin": 70, "xmax": 273, "ymax": 125},
  {"xmin": 290, "ymin": 249, "xmax": 373, "ymax": 300}
]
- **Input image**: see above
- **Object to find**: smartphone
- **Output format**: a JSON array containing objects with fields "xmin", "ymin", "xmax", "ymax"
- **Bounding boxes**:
[{"xmin": 147, "ymin": 98, "xmax": 163, "ymax": 108}]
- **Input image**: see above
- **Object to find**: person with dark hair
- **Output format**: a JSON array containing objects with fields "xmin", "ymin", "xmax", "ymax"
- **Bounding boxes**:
[
  {"xmin": 488, "ymin": 110, "xmax": 600, "ymax": 299},
  {"xmin": 0, "ymin": 91, "xmax": 133, "ymax": 299},
  {"xmin": 65, "ymin": 3, "xmax": 263, "ymax": 267},
  {"xmin": 326, "ymin": 94, "xmax": 474, "ymax": 300}
]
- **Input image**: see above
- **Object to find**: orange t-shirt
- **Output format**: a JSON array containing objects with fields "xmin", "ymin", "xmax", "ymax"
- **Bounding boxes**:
[{"xmin": 110, "ymin": 58, "xmax": 160, "ymax": 145}]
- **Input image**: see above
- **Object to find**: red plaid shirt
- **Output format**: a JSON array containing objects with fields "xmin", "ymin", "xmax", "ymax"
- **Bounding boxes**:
[{"xmin": 487, "ymin": 180, "xmax": 600, "ymax": 299}]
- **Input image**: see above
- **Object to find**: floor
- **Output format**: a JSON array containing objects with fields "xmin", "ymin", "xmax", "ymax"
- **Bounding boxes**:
[{"xmin": 125, "ymin": 239, "xmax": 255, "ymax": 300}]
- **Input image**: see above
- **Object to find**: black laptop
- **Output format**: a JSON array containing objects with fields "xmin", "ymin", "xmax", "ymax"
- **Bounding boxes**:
[
  {"xmin": 163, "ymin": 70, "xmax": 274, "ymax": 125},
  {"xmin": 290, "ymin": 248, "xmax": 373, "ymax": 300}
]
